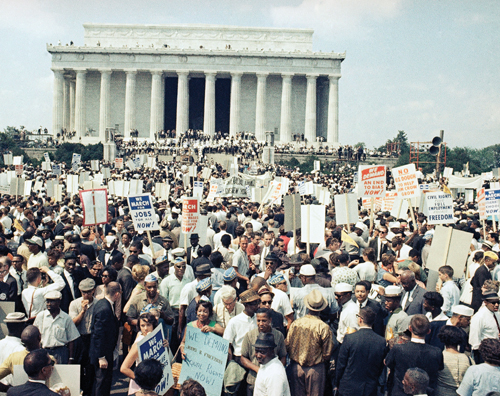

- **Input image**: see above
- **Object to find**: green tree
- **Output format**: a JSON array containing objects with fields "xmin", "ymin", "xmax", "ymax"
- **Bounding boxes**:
[
  {"xmin": 354, "ymin": 142, "xmax": 366, "ymax": 149},
  {"xmin": 54, "ymin": 143, "xmax": 103, "ymax": 167}
]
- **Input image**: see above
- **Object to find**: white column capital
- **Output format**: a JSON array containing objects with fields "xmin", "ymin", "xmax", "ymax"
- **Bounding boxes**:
[
  {"xmin": 328, "ymin": 74, "xmax": 341, "ymax": 81},
  {"xmin": 281, "ymin": 73, "xmax": 294, "ymax": 80},
  {"xmin": 204, "ymin": 71, "xmax": 217, "ymax": 78},
  {"xmin": 124, "ymin": 69, "xmax": 137, "ymax": 75},
  {"xmin": 230, "ymin": 72, "xmax": 243, "ymax": 78},
  {"xmin": 74, "ymin": 69, "xmax": 87, "ymax": 76},
  {"xmin": 176, "ymin": 70, "xmax": 190, "ymax": 77},
  {"xmin": 98, "ymin": 69, "xmax": 113, "ymax": 75},
  {"xmin": 306, "ymin": 74, "xmax": 319, "ymax": 80},
  {"xmin": 150, "ymin": 70, "xmax": 164, "ymax": 76},
  {"xmin": 51, "ymin": 68, "xmax": 65, "ymax": 74},
  {"xmin": 256, "ymin": 72, "xmax": 269, "ymax": 79}
]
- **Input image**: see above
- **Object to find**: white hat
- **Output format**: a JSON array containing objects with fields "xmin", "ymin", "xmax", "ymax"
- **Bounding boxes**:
[
  {"xmin": 45, "ymin": 290, "xmax": 62, "ymax": 300},
  {"xmin": 451, "ymin": 305, "xmax": 474, "ymax": 317},
  {"xmin": 385, "ymin": 285, "xmax": 403, "ymax": 297},
  {"xmin": 389, "ymin": 221, "xmax": 401, "ymax": 229},
  {"xmin": 334, "ymin": 283, "xmax": 353, "ymax": 293},
  {"xmin": 172, "ymin": 207, "xmax": 181, "ymax": 214},
  {"xmin": 299, "ymin": 264, "xmax": 316, "ymax": 276},
  {"xmin": 105, "ymin": 235, "xmax": 116, "ymax": 245},
  {"xmin": 354, "ymin": 222, "xmax": 368, "ymax": 232}
]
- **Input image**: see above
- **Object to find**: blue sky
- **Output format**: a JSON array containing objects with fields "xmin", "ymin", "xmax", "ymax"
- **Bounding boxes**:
[{"xmin": 1, "ymin": 0, "xmax": 499, "ymax": 149}]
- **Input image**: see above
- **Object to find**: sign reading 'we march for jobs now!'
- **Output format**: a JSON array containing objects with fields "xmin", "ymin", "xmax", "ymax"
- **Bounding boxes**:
[{"xmin": 127, "ymin": 194, "xmax": 160, "ymax": 231}]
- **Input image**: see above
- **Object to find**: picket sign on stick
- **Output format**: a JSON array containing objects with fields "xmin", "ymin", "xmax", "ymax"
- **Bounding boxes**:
[
  {"xmin": 370, "ymin": 197, "xmax": 374, "ymax": 231},
  {"xmin": 345, "ymin": 194, "xmax": 351, "ymax": 232},
  {"xmin": 407, "ymin": 199, "xmax": 417, "ymax": 228},
  {"xmin": 293, "ymin": 194, "xmax": 297, "ymax": 255}
]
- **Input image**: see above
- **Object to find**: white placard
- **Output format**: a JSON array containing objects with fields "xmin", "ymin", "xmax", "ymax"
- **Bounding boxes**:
[
  {"xmin": 91, "ymin": 160, "xmax": 100, "ymax": 171},
  {"xmin": 358, "ymin": 165, "xmax": 386, "ymax": 197},
  {"xmin": 13, "ymin": 156, "xmax": 23, "ymax": 165},
  {"xmin": 79, "ymin": 189, "xmax": 108, "ymax": 226},
  {"xmin": 392, "ymin": 164, "xmax": 420, "ymax": 199},
  {"xmin": 23, "ymin": 180, "xmax": 32, "ymax": 196},
  {"xmin": 301, "ymin": 205, "xmax": 325, "ymax": 244},
  {"xmin": 193, "ymin": 181, "xmax": 203, "ymax": 198},
  {"xmin": 13, "ymin": 365, "xmax": 80, "ymax": 396},
  {"xmin": 128, "ymin": 194, "xmax": 160, "ymax": 231},
  {"xmin": 130, "ymin": 179, "xmax": 144, "ymax": 196},
  {"xmin": 182, "ymin": 197, "xmax": 200, "ymax": 233},
  {"xmin": 391, "ymin": 197, "xmax": 409, "ymax": 219},
  {"xmin": 423, "ymin": 192, "xmax": 455, "ymax": 224},
  {"xmin": 334, "ymin": 193, "xmax": 358, "ymax": 225},
  {"xmin": 66, "ymin": 174, "xmax": 79, "ymax": 194}
]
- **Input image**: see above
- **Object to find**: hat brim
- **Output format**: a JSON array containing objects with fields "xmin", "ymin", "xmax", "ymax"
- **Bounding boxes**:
[
  {"xmin": 242, "ymin": 296, "xmax": 261, "ymax": 304},
  {"xmin": 304, "ymin": 297, "xmax": 328, "ymax": 312}
]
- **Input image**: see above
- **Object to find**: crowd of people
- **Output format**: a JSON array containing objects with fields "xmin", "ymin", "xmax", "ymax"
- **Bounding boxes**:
[{"xmin": 0, "ymin": 153, "xmax": 499, "ymax": 396}]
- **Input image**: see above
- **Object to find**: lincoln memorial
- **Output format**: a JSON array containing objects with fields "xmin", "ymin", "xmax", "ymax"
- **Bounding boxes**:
[{"xmin": 48, "ymin": 23, "xmax": 345, "ymax": 144}]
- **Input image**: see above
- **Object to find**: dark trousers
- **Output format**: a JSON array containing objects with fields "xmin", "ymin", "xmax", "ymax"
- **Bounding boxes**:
[
  {"xmin": 77, "ymin": 335, "xmax": 94, "ymax": 396},
  {"xmin": 46, "ymin": 346, "xmax": 69, "ymax": 364},
  {"xmin": 288, "ymin": 360, "xmax": 326, "ymax": 396},
  {"xmin": 93, "ymin": 364, "xmax": 114, "ymax": 396}
]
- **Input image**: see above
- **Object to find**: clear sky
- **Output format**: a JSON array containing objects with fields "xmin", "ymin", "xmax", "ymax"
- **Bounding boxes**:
[{"xmin": 1, "ymin": 0, "xmax": 499, "ymax": 149}]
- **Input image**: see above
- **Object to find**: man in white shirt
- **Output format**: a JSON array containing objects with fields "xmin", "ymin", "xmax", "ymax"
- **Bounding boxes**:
[
  {"xmin": 253, "ymin": 332, "xmax": 290, "ymax": 396},
  {"xmin": 0, "ymin": 313, "xmax": 28, "ymax": 387},
  {"xmin": 22, "ymin": 266, "xmax": 65, "ymax": 319},
  {"xmin": 469, "ymin": 291, "xmax": 500, "ymax": 363},
  {"xmin": 259, "ymin": 232, "xmax": 274, "ymax": 271},
  {"xmin": 335, "ymin": 283, "xmax": 359, "ymax": 343},
  {"xmin": 26, "ymin": 236, "xmax": 48, "ymax": 269},
  {"xmin": 438, "ymin": 265, "xmax": 461, "ymax": 317},
  {"xmin": 213, "ymin": 221, "xmax": 231, "ymax": 250}
]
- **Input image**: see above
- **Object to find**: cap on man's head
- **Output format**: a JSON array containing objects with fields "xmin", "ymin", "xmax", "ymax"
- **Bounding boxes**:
[
  {"xmin": 268, "ymin": 273, "xmax": 285, "ymax": 286},
  {"xmin": 162, "ymin": 235, "xmax": 174, "ymax": 242},
  {"xmin": 223, "ymin": 268, "xmax": 237, "ymax": 282},
  {"xmin": 156, "ymin": 255, "xmax": 169, "ymax": 266},
  {"xmin": 385, "ymin": 285, "xmax": 403, "ymax": 297},
  {"xmin": 299, "ymin": 264, "xmax": 316, "ymax": 276},
  {"xmin": 171, "ymin": 247, "xmax": 186, "ymax": 257},
  {"xmin": 4, "ymin": 312, "xmax": 28, "ymax": 323},
  {"xmin": 354, "ymin": 222, "xmax": 368, "ymax": 232},
  {"xmin": 26, "ymin": 236, "xmax": 43, "ymax": 247},
  {"xmin": 451, "ymin": 305, "xmax": 474, "ymax": 317},
  {"xmin": 195, "ymin": 263, "xmax": 212, "ymax": 276},
  {"xmin": 196, "ymin": 278, "xmax": 212, "ymax": 293},
  {"xmin": 253, "ymin": 332, "xmax": 276, "ymax": 349},
  {"xmin": 45, "ymin": 290, "xmax": 62, "ymax": 300},
  {"xmin": 289, "ymin": 254, "xmax": 304, "ymax": 265},
  {"xmin": 334, "ymin": 283, "xmax": 353, "ymax": 293},
  {"xmin": 105, "ymin": 235, "xmax": 116, "ymax": 245},
  {"xmin": 258, "ymin": 285, "xmax": 274, "ymax": 297},
  {"xmin": 482, "ymin": 241, "xmax": 493, "ymax": 250},
  {"xmin": 264, "ymin": 252, "xmax": 280, "ymax": 262},
  {"xmin": 189, "ymin": 233, "xmax": 199, "ymax": 240},
  {"xmin": 240, "ymin": 289, "xmax": 261, "ymax": 304},
  {"xmin": 484, "ymin": 251, "xmax": 499, "ymax": 261},
  {"xmin": 79, "ymin": 278, "xmax": 96, "ymax": 292},
  {"xmin": 144, "ymin": 274, "xmax": 158, "ymax": 283}
]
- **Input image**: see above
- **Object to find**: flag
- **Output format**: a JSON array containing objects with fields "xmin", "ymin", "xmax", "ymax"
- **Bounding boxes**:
[
  {"xmin": 442, "ymin": 185, "xmax": 452, "ymax": 195},
  {"xmin": 341, "ymin": 229, "xmax": 358, "ymax": 248}
]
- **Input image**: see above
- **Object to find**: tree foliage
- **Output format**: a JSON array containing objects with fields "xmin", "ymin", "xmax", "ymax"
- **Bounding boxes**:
[{"xmin": 54, "ymin": 143, "xmax": 104, "ymax": 167}]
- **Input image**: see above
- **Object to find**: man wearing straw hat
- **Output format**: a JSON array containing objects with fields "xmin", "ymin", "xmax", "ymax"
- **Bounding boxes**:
[{"xmin": 286, "ymin": 289, "xmax": 333, "ymax": 396}]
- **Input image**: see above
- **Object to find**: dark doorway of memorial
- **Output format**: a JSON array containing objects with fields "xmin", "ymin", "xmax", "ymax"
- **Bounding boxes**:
[
  {"xmin": 215, "ymin": 78, "xmax": 230, "ymax": 135},
  {"xmin": 164, "ymin": 77, "xmax": 178, "ymax": 132},
  {"xmin": 189, "ymin": 78, "xmax": 205, "ymax": 131}
]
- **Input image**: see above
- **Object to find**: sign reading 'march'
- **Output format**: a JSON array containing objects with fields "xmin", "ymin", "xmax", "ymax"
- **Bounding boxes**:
[{"xmin": 48, "ymin": 23, "xmax": 345, "ymax": 144}]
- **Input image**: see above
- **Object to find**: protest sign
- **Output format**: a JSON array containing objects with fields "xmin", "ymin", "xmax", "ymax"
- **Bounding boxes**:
[
  {"xmin": 478, "ymin": 188, "xmax": 486, "ymax": 220},
  {"xmin": 182, "ymin": 197, "xmax": 200, "ymax": 233},
  {"xmin": 314, "ymin": 160, "xmax": 321, "ymax": 171},
  {"xmin": 0, "ymin": 302, "xmax": 15, "ymax": 340},
  {"xmin": 66, "ymin": 175, "xmax": 79, "ymax": 194},
  {"xmin": 33, "ymin": 180, "xmax": 43, "ymax": 192},
  {"xmin": 251, "ymin": 187, "xmax": 265, "ymax": 203},
  {"xmin": 101, "ymin": 167, "xmax": 111, "ymax": 179},
  {"xmin": 179, "ymin": 327, "xmax": 229, "ymax": 396},
  {"xmin": 155, "ymin": 183, "xmax": 170, "ymax": 201},
  {"xmin": 3, "ymin": 153, "xmax": 12, "ymax": 165},
  {"xmin": 206, "ymin": 183, "xmax": 218, "ymax": 203},
  {"xmin": 9, "ymin": 178, "xmax": 25, "ymax": 196},
  {"xmin": 358, "ymin": 165, "xmax": 386, "ymax": 197},
  {"xmin": 41, "ymin": 162, "xmax": 51, "ymax": 171},
  {"xmin": 72, "ymin": 153, "xmax": 81, "ymax": 171},
  {"xmin": 137, "ymin": 325, "xmax": 174, "ymax": 395},
  {"xmin": 79, "ymin": 171, "xmax": 90, "ymax": 186},
  {"xmin": 443, "ymin": 167, "xmax": 453, "ymax": 178},
  {"xmin": 202, "ymin": 167, "xmax": 212, "ymax": 180},
  {"xmin": 485, "ymin": 189, "xmax": 500, "ymax": 218},
  {"xmin": 298, "ymin": 181, "xmax": 306, "ymax": 195},
  {"xmin": 14, "ymin": 164, "xmax": 23, "ymax": 176},
  {"xmin": 448, "ymin": 175, "xmax": 482, "ymax": 190},
  {"xmin": 426, "ymin": 225, "xmax": 473, "ymax": 280},
  {"xmin": 52, "ymin": 164, "xmax": 62, "ymax": 175},
  {"xmin": 130, "ymin": 179, "xmax": 144, "ymax": 196},
  {"xmin": 13, "ymin": 156, "xmax": 23, "ymax": 166},
  {"xmin": 423, "ymin": 192, "xmax": 455, "ymax": 225},
  {"xmin": 13, "ymin": 365, "xmax": 80, "ymax": 396},
  {"xmin": 43, "ymin": 152, "xmax": 50, "ymax": 163},
  {"xmin": 362, "ymin": 197, "xmax": 382, "ymax": 212},
  {"xmin": 390, "ymin": 197, "xmax": 409, "ymax": 219},
  {"xmin": 147, "ymin": 156, "xmax": 156, "ymax": 169},
  {"xmin": 128, "ymin": 194, "xmax": 160, "ymax": 231},
  {"xmin": 334, "ymin": 193, "xmax": 358, "ymax": 227},
  {"xmin": 193, "ymin": 181, "xmax": 204, "ymax": 198},
  {"xmin": 284, "ymin": 193, "xmax": 301, "ymax": 233},
  {"xmin": 23, "ymin": 180, "xmax": 32, "ymax": 197},
  {"xmin": 301, "ymin": 205, "xmax": 326, "ymax": 244},
  {"xmin": 179, "ymin": 215, "xmax": 209, "ymax": 248},
  {"xmin": 79, "ymin": 189, "xmax": 108, "ymax": 226},
  {"xmin": 189, "ymin": 165, "xmax": 197, "ymax": 178},
  {"xmin": 115, "ymin": 158, "xmax": 124, "ymax": 169},
  {"xmin": 91, "ymin": 160, "xmax": 100, "ymax": 171},
  {"xmin": 392, "ymin": 164, "xmax": 420, "ymax": 199}
]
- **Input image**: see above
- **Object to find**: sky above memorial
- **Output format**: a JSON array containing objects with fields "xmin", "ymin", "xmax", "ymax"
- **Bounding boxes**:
[{"xmin": 1, "ymin": 0, "xmax": 499, "ymax": 149}]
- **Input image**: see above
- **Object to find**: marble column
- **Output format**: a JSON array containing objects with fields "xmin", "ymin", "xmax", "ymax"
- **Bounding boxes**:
[
  {"xmin": 176, "ymin": 71, "xmax": 189, "ymax": 133},
  {"xmin": 124, "ymin": 70, "xmax": 137, "ymax": 138},
  {"xmin": 327, "ymin": 74, "xmax": 341, "ymax": 144},
  {"xmin": 52, "ymin": 68, "xmax": 64, "ymax": 136},
  {"xmin": 74, "ymin": 70, "xmax": 87, "ymax": 140},
  {"xmin": 99, "ymin": 69, "xmax": 112, "ymax": 141},
  {"xmin": 69, "ymin": 79, "xmax": 76, "ymax": 132},
  {"xmin": 255, "ymin": 73, "xmax": 268, "ymax": 142},
  {"xmin": 280, "ymin": 73, "xmax": 293, "ymax": 142},
  {"xmin": 150, "ymin": 70, "xmax": 164, "ymax": 140},
  {"xmin": 304, "ymin": 74, "xmax": 318, "ymax": 143},
  {"xmin": 203, "ymin": 72, "xmax": 216, "ymax": 136},
  {"xmin": 229, "ymin": 72, "xmax": 242, "ymax": 137},
  {"xmin": 62, "ymin": 77, "xmax": 70, "ymax": 132}
]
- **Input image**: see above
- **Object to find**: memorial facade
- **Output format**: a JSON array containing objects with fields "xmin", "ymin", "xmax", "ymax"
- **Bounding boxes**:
[{"xmin": 48, "ymin": 24, "xmax": 345, "ymax": 144}]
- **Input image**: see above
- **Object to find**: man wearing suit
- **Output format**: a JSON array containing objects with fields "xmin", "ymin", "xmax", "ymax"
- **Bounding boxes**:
[
  {"xmin": 470, "ymin": 251, "xmax": 497, "ymax": 311},
  {"xmin": 90, "ymin": 282, "xmax": 121, "ymax": 396},
  {"xmin": 368, "ymin": 226, "xmax": 391, "ymax": 263},
  {"xmin": 71, "ymin": 234, "xmax": 96, "ymax": 262},
  {"xmin": 0, "ymin": 257, "xmax": 18, "ymax": 302},
  {"xmin": 336, "ymin": 307, "xmax": 387, "ymax": 396},
  {"xmin": 400, "ymin": 270, "xmax": 426, "ymax": 316},
  {"xmin": 60, "ymin": 252, "xmax": 85, "ymax": 313},
  {"xmin": 98, "ymin": 236, "xmax": 122, "ymax": 266},
  {"xmin": 7, "ymin": 349, "xmax": 59, "ymax": 396},
  {"xmin": 186, "ymin": 233, "xmax": 200, "ymax": 266},
  {"xmin": 385, "ymin": 315, "xmax": 444, "ymax": 396}
]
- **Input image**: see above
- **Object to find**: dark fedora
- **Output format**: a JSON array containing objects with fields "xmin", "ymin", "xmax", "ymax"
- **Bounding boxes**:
[{"xmin": 264, "ymin": 252, "xmax": 280, "ymax": 262}]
